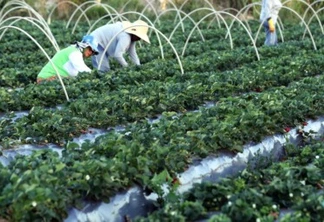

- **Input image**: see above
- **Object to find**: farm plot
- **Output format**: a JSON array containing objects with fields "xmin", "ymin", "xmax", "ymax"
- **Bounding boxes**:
[{"xmin": 0, "ymin": 1, "xmax": 324, "ymax": 221}]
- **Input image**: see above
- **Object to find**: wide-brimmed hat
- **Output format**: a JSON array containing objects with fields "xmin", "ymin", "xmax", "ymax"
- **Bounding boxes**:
[{"xmin": 122, "ymin": 20, "xmax": 150, "ymax": 44}]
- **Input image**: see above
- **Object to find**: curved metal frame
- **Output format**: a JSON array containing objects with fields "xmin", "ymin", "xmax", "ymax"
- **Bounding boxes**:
[
  {"xmin": 224, "ymin": 2, "xmax": 284, "ymax": 43},
  {"xmin": 0, "ymin": 0, "xmax": 49, "ymax": 29},
  {"xmin": 71, "ymin": 3, "xmax": 120, "ymax": 34},
  {"xmin": 254, "ymin": 5, "xmax": 317, "ymax": 50},
  {"xmin": 139, "ymin": 0, "xmax": 164, "ymax": 26},
  {"xmin": 178, "ymin": 0, "xmax": 220, "ymax": 28},
  {"xmin": 152, "ymin": 8, "xmax": 205, "ymax": 42},
  {"xmin": 180, "ymin": 9, "xmax": 260, "ymax": 61},
  {"xmin": 0, "ymin": 16, "xmax": 60, "ymax": 51},
  {"xmin": 0, "ymin": 25, "xmax": 70, "ymax": 101},
  {"xmin": 181, "ymin": 11, "xmax": 232, "ymax": 57},
  {"xmin": 66, "ymin": 1, "xmax": 118, "ymax": 31},
  {"xmin": 283, "ymin": 0, "xmax": 324, "ymax": 35},
  {"xmin": 96, "ymin": 11, "xmax": 165, "ymax": 59},
  {"xmin": 47, "ymin": 0, "xmax": 90, "ymax": 26},
  {"xmin": 97, "ymin": 24, "xmax": 184, "ymax": 75},
  {"xmin": 301, "ymin": 0, "xmax": 324, "ymax": 38},
  {"xmin": 86, "ymin": 13, "xmax": 128, "ymax": 35},
  {"xmin": 159, "ymin": 0, "xmax": 184, "ymax": 32}
]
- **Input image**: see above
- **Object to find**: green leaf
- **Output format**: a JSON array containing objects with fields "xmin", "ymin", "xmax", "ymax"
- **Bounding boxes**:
[
  {"xmin": 55, "ymin": 163, "xmax": 65, "ymax": 172},
  {"xmin": 66, "ymin": 142, "xmax": 80, "ymax": 150}
]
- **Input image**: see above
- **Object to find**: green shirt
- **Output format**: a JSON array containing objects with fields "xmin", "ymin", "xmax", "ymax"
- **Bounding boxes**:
[{"xmin": 38, "ymin": 46, "xmax": 79, "ymax": 79}]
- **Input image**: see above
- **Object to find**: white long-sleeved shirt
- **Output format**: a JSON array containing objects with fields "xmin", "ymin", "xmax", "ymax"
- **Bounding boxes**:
[
  {"xmin": 65, "ymin": 50, "xmax": 91, "ymax": 77},
  {"xmin": 260, "ymin": 0, "xmax": 282, "ymax": 23},
  {"xmin": 38, "ymin": 46, "xmax": 91, "ymax": 79},
  {"xmin": 90, "ymin": 22, "xmax": 140, "ymax": 67}
]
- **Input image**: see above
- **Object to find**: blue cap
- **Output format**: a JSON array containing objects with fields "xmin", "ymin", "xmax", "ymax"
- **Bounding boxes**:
[{"xmin": 81, "ymin": 35, "xmax": 99, "ymax": 54}]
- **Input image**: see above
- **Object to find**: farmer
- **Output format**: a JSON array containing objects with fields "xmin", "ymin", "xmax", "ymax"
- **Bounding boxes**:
[
  {"xmin": 37, "ymin": 35, "xmax": 99, "ymax": 83},
  {"xmin": 260, "ymin": 0, "xmax": 282, "ymax": 46},
  {"xmin": 89, "ymin": 20, "xmax": 150, "ymax": 72}
]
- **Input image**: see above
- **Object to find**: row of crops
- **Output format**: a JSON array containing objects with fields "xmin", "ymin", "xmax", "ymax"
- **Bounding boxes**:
[{"xmin": 1, "ymin": 1, "xmax": 324, "ymax": 221}]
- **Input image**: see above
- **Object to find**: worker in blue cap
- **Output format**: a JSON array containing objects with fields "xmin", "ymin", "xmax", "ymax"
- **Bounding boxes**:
[{"xmin": 37, "ymin": 35, "xmax": 99, "ymax": 83}]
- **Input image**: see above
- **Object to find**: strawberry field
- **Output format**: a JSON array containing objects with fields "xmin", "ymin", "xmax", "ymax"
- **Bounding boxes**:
[{"xmin": 0, "ymin": 1, "xmax": 324, "ymax": 221}]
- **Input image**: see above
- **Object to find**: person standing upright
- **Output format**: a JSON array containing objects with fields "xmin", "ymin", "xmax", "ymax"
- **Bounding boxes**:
[{"xmin": 260, "ymin": 0, "xmax": 282, "ymax": 46}]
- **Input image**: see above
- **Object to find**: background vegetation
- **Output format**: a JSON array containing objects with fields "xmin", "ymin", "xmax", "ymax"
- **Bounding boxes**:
[{"xmin": 1, "ymin": 0, "xmax": 324, "ymax": 21}]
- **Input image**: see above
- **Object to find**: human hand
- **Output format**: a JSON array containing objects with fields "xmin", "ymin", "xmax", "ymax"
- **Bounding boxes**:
[{"xmin": 268, "ymin": 18, "xmax": 275, "ymax": 32}]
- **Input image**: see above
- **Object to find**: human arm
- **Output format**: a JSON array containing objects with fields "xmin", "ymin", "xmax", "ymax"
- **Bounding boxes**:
[
  {"xmin": 68, "ymin": 50, "xmax": 91, "ymax": 76},
  {"xmin": 261, "ymin": 0, "xmax": 282, "ymax": 32},
  {"xmin": 268, "ymin": 0, "xmax": 282, "ymax": 32},
  {"xmin": 267, "ymin": 17, "xmax": 275, "ymax": 32},
  {"xmin": 271, "ymin": 0, "xmax": 282, "ymax": 20},
  {"xmin": 113, "ymin": 36, "xmax": 130, "ymax": 67},
  {"xmin": 272, "ymin": 0, "xmax": 283, "ymax": 11},
  {"xmin": 128, "ymin": 42, "xmax": 140, "ymax": 65},
  {"xmin": 261, "ymin": 0, "xmax": 271, "ymax": 21}
]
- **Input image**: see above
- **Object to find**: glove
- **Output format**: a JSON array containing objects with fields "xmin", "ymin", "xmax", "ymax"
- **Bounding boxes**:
[{"xmin": 268, "ymin": 18, "xmax": 275, "ymax": 32}]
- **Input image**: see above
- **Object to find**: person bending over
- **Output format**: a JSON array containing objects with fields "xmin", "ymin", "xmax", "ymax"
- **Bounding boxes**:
[
  {"xmin": 37, "ymin": 35, "xmax": 99, "ymax": 83},
  {"xmin": 89, "ymin": 20, "xmax": 150, "ymax": 72}
]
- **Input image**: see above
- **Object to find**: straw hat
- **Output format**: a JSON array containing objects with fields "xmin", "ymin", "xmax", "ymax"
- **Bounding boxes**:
[{"xmin": 122, "ymin": 20, "xmax": 150, "ymax": 44}]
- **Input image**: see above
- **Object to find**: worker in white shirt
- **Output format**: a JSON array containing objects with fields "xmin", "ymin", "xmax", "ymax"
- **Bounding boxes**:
[
  {"xmin": 89, "ymin": 20, "xmax": 150, "ymax": 72},
  {"xmin": 260, "ymin": 0, "xmax": 282, "ymax": 46},
  {"xmin": 37, "ymin": 35, "xmax": 99, "ymax": 83}
]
